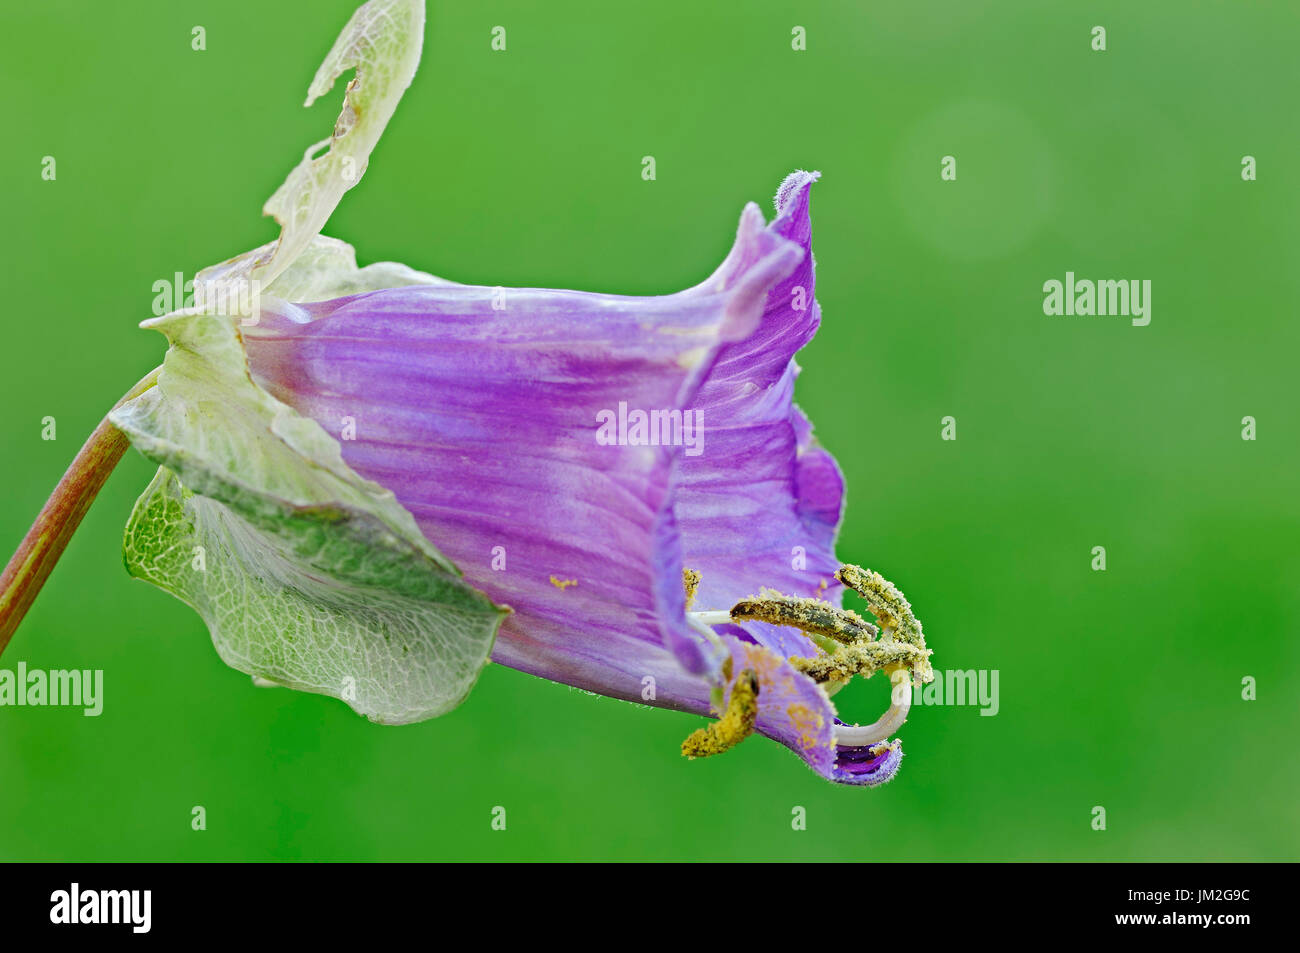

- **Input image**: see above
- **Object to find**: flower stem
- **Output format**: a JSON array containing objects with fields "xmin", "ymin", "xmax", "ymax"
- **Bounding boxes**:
[{"xmin": 0, "ymin": 367, "xmax": 161, "ymax": 656}]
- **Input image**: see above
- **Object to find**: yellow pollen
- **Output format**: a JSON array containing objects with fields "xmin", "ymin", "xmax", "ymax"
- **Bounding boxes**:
[
  {"xmin": 682, "ymin": 567, "xmax": 701, "ymax": 610},
  {"xmin": 730, "ymin": 591, "xmax": 875, "ymax": 645},
  {"xmin": 681, "ymin": 668, "xmax": 760, "ymax": 759}
]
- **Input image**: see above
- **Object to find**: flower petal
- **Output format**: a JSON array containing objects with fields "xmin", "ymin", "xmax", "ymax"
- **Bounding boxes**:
[
  {"xmin": 719, "ymin": 625, "xmax": 904, "ymax": 786},
  {"xmin": 677, "ymin": 171, "xmax": 847, "ymax": 662},
  {"xmin": 724, "ymin": 636, "xmax": 837, "ymax": 774},
  {"xmin": 241, "ymin": 175, "xmax": 896, "ymax": 786},
  {"xmin": 831, "ymin": 739, "xmax": 905, "ymax": 786},
  {"xmin": 676, "ymin": 173, "xmax": 907, "ymax": 786},
  {"xmin": 243, "ymin": 205, "xmax": 804, "ymax": 712}
]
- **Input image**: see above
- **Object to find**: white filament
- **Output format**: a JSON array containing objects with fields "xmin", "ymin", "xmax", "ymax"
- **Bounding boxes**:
[
  {"xmin": 686, "ymin": 612, "xmax": 728, "ymax": 655},
  {"xmin": 688, "ymin": 610, "xmax": 732, "ymax": 627},
  {"xmin": 833, "ymin": 667, "xmax": 912, "ymax": 746}
]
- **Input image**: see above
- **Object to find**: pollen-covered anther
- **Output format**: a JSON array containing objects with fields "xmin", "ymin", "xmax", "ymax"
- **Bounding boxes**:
[
  {"xmin": 681, "ymin": 668, "xmax": 760, "ymax": 759},
  {"xmin": 790, "ymin": 640, "xmax": 931, "ymax": 684},
  {"xmin": 682, "ymin": 567, "xmax": 701, "ymax": 610},
  {"xmin": 729, "ymin": 589, "xmax": 877, "ymax": 646},
  {"xmin": 835, "ymin": 564, "xmax": 926, "ymax": 649}
]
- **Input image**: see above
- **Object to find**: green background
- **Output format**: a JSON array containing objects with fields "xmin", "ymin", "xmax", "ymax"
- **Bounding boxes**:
[{"xmin": 2, "ymin": 0, "xmax": 1296, "ymax": 861}]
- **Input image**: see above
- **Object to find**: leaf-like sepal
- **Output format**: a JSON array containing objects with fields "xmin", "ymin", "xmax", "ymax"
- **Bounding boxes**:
[
  {"xmin": 253, "ymin": 0, "xmax": 426, "ymax": 286},
  {"xmin": 112, "ymin": 309, "xmax": 507, "ymax": 723}
]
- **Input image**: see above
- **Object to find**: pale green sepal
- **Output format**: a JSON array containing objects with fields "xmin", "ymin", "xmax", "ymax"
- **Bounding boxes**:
[
  {"xmin": 197, "ymin": 235, "xmax": 455, "ymax": 306},
  {"xmin": 111, "ymin": 308, "xmax": 508, "ymax": 724},
  {"xmin": 251, "ymin": 0, "xmax": 426, "ymax": 286}
]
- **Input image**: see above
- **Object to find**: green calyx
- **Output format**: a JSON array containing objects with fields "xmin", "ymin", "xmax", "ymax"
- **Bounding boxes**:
[{"xmin": 109, "ymin": 0, "xmax": 510, "ymax": 723}]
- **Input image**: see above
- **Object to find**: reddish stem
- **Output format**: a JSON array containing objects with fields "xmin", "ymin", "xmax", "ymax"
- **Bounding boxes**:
[{"xmin": 0, "ymin": 368, "xmax": 160, "ymax": 656}]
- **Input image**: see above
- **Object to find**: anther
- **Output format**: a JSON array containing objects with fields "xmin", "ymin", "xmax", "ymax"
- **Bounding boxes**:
[
  {"xmin": 681, "ymin": 668, "xmax": 760, "ymax": 759},
  {"xmin": 682, "ymin": 567, "xmax": 701, "ymax": 610},
  {"xmin": 789, "ymin": 640, "xmax": 930, "ymax": 684},
  {"xmin": 835, "ymin": 564, "xmax": 925, "ymax": 648},
  {"xmin": 730, "ymin": 589, "xmax": 877, "ymax": 644}
]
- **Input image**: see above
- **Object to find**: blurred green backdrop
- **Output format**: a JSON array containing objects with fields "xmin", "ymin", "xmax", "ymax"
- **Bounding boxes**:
[{"xmin": 1, "ymin": 0, "xmax": 1297, "ymax": 861}]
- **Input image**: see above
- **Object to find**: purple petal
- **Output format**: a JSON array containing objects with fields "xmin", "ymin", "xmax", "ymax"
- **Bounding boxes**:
[
  {"xmin": 830, "ymin": 738, "xmax": 905, "ymax": 786},
  {"xmin": 723, "ymin": 636, "xmax": 837, "ymax": 776},
  {"xmin": 719, "ymin": 634, "xmax": 902, "ymax": 787},
  {"xmin": 242, "ymin": 174, "xmax": 884, "ymax": 786},
  {"xmin": 244, "ymin": 204, "xmax": 802, "ymax": 717},
  {"xmin": 676, "ymin": 171, "xmax": 847, "ymax": 661}
]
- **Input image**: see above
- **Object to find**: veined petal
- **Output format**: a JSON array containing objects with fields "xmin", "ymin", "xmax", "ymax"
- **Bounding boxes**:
[
  {"xmin": 677, "ymin": 171, "xmax": 847, "ymax": 661},
  {"xmin": 832, "ymin": 738, "xmax": 905, "ymax": 786},
  {"xmin": 682, "ymin": 174, "xmax": 890, "ymax": 785},
  {"xmin": 721, "ymin": 635, "xmax": 901, "ymax": 786},
  {"xmin": 240, "ymin": 174, "xmax": 903, "ymax": 787},
  {"xmin": 725, "ymin": 636, "xmax": 835, "ymax": 773},
  {"xmin": 243, "ymin": 205, "xmax": 804, "ymax": 712}
]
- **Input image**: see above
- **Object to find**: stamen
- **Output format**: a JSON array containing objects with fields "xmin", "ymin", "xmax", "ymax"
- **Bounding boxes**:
[
  {"xmin": 689, "ymin": 609, "xmax": 731, "ymax": 626},
  {"xmin": 681, "ymin": 668, "xmax": 760, "ymax": 759},
  {"xmin": 836, "ymin": 564, "xmax": 925, "ymax": 647},
  {"xmin": 730, "ymin": 589, "xmax": 877, "ymax": 644},
  {"xmin": 680, "ymin": 564, "xmax": 934, "ymax": 759},
  {"xmin": 682, "ymin": 569, "xmax": 730, "ymax": 658},
  {"xmin": 682, "ymin": 567, "xmax": 701, "ymax": 610},
  {"xmin": 789, "ymin": 640, "xmax": 930, "ymax": 683},
  {"xmin": 686, "ymin": 612, "xmax": 728, "ymax": 656}
]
